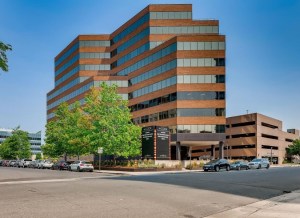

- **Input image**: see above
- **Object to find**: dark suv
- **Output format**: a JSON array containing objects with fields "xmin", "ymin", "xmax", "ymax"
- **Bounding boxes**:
[
  {"xmin": 51, "ymin": 160, "xmax": 72, "ymax": 170},
  {"xmin": 203, "ymin": 159, "xmax": 230, "ymax": 172}
]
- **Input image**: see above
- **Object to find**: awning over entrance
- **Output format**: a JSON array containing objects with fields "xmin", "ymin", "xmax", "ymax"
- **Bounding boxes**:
[{"xmin": 170, "ymin": 133, "xmax": 226, "ymax": 160}]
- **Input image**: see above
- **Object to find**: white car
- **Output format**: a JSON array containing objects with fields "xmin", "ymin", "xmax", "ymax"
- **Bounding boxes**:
[
  {"xmin": 42, "ymin": 161, "xmax": 53, "ymax": 169},
  {"xmin": 248, "ymin": 158, "xmax": 270, "ymax": 169},
  {"xmin": 19, "ymin": 159, "xmax": 32, "ymax": 168},
  {"xmin": 69, "ymin": 160, "xmax": 94, "ymax": 172}
]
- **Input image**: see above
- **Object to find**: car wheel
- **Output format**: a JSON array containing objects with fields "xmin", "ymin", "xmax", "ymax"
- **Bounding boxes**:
[
  {"xmin": 215, "ymin": 166, "xmax": 220, "ymax": 172},
  {"xmin": 258, "ymin": 164, "xmax": 261, "ymax": 169},
  {"xmin": 90, "ymin": 170, "xmax": 93, "ymax": 172},
  {"xmin": 204, "ymin": 169, "xmax": 208, "ymax": 172},
  {"xmin": 77, "ymin": 167, "xmax": 81, "ymax": 172},
  {"xmin": 237, "ymin": 166, "xmax": 241, "ymax": 171},
  {"xmin": 226, "ymin": 165, "xmax": 230, "ymax": 171},
  {"xmin": 266, "ymin": 164, "xmax": 270, "ymax": 169},
  {"xmin": 246, "ymin": 166, "xmax": 249, "ymax": 170}
]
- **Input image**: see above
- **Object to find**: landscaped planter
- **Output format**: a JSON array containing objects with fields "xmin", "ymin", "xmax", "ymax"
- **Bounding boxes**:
[{"xmin": 100, "ymin": 167, "xmax": 181, "ymax": 172}]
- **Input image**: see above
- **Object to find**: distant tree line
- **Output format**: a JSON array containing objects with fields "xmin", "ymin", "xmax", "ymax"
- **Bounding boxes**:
[{"xmin": 0, "ymin": 127, "xmax": 31, "ymax": 159}]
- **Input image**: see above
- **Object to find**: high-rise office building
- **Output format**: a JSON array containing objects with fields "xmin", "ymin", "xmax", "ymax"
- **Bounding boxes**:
[
  {"xmin": 0, "ymin": 128, "xmax": 42, "ymax": 154},
  {"xmin": 47, "ymin": 4, "xmax": 226, "ymax": 160}
]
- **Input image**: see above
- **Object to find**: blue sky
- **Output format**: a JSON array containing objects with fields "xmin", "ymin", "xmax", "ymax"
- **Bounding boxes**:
[{"xmin": 0, "ymin": 0, "xmax": 299, "ymax": 138}]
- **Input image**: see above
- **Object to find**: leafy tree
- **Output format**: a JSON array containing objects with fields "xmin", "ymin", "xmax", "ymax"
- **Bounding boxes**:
[
  {"xmin": 0, "ymin": 41, "xmax": 12, "ymax": 72},
  {"xmin": 45, "ymin": 103, "xmax": 72, "ymax": 160},
  {"xmin": 65, "ymin": 102, "xmax": 91, "ymax": 160},
  {"xmin": 0, "ymin": 128, "xmax": 31, "ymax": 159},
  {"xmin": 45, "ymin": 102, "xmax": 91, "ymax": 160},
  {"xmin": 84, "ymin": 83, "xmax": 141, "ymax": 163},
  {"xmin": 287, "ymin": 139, "xmax": 300, "ymax": 155},
  {"xmin": 35, "ymin": 153, "xmax": 42, "ymax": 160}
]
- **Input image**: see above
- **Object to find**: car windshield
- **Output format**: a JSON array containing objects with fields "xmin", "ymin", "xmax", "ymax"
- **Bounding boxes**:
[
  {"xmin": 83, "ymin": 162, "xmax": 92, "ymax": 164},
  {"xmin": 233, "ymin": 161, "xmax": 241, "ymax": 164},
  {"xmin": 252, "ymin": 159, "xmax": 261, "ymax": 162}
]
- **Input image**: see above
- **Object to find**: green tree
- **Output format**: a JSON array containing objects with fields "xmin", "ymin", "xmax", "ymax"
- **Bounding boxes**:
[
  {"xmin": 35, "ymin": 153, "xmax": 42, "ymax": 160},
  {"xmin": 287, "ymin": 139, "xmax": 300, "ymax": 155},
  {"xmin": 0, "ymin": 128, "xmax": 31, "ymax": 159},
  {"xmin": 0, "ymin": 41, "xmax": 12, "ymax": 72},
  {"xmin": 45, "ymin": 102, "xmax": 91, "ymax": 160},
  {"xmin": 84, "ymin": 83, "xmax": 141, "ymax": 163},
  {"xmin": 66, "ymin": 102, "xmax": 91, "ymax": 160},
  {"xmin": 45, "ymin": 103, "xmax": 72, "ymax": 160}
]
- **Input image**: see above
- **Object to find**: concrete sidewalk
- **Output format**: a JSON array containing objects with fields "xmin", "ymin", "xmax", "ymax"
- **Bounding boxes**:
[{"xmin": 205, "ymin": 189, "xmax": 300, "ymax": 218}]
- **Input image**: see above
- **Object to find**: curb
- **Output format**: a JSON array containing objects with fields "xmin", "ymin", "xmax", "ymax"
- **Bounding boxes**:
[{"xmin": 204, "ymin": 189, "xmax": 300, "ymax": 218}]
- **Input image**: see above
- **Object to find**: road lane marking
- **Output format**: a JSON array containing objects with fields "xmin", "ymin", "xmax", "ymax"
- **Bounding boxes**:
[{"xmin": 0, "ymin": 176, "xmax": 106, "ymax": 185}]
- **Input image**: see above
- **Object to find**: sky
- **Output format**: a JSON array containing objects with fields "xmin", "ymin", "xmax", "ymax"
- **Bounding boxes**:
[{"xmin": 0, "ymin": 0, "xmax": 299, "ymax": 140}]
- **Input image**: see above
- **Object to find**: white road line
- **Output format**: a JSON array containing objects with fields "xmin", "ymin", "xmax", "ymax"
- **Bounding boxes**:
[{"xmin": 0, "ymin": 176, "xmax": 102, "ymax": 185}]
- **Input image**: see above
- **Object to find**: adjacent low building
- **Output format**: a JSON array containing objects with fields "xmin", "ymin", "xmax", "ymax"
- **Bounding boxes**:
[
  {"xmin": 191, "ymin": 113, "xmax": 299, "ymax": 164},
  {"xmin": 0, "ymin": 128, "xmax": 42, "ymax": 154}
]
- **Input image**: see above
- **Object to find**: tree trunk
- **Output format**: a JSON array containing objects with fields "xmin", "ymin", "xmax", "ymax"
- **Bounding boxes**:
[
  {"xmin": 77, "ymin": 154, "xmax": 80, "ymax": 160},
  {"xmin": 113, "ymin": 156, "xmax": 116, "ymax": 166},
  {"xmin": 64, "ymin": 153, "xmax": 67, "ymax": 161}
]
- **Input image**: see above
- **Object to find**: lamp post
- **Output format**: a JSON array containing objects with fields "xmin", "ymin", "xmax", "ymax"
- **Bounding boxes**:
[{"xmin": 97, "ymin": 147, "xmax": 103, "ymax": 171}]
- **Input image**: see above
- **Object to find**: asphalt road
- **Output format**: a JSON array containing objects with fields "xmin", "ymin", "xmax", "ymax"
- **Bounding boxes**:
[{"xmin": 0, "ymin": 166, "xmax": 300, "ymax": 218}]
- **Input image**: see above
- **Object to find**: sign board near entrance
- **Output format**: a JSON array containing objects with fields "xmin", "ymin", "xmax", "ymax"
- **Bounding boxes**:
[
  {"xmin": 142, "ymin": 126, "xmax": 154, "ymax": 159},
  {"xmin": 142, "ymin": 126, "xmax": 170, "ymax": 160},
  {"xmin": 156, "ymin": 126, "xmax": 170, "ymax": 160}
]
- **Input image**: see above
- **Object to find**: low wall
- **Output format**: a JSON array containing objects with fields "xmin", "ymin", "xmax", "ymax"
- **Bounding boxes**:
[{"xmin": 154, "ymin": 160, "xmax": 209, "ymax": 168}]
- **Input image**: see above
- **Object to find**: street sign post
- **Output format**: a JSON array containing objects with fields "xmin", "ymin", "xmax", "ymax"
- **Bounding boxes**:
[{"xmin": 98, "ymin": 147, "xmax": 103, "ymax": 171}]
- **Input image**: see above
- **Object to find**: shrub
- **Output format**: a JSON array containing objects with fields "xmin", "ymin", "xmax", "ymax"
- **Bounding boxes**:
[{"xmin": 175, "ymin": 162, "xmax": 182, "ymax": 169}]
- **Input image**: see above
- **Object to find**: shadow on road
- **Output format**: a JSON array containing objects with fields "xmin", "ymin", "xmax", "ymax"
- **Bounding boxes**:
[{"xmin": 103, "ymin": 167, "xmax": 300, "ymax": 201}]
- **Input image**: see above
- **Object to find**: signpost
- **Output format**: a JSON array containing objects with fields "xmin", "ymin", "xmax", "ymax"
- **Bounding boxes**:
[{"xmin": 97, "ymin": 147, "xmax": 103, "ymax": 170}]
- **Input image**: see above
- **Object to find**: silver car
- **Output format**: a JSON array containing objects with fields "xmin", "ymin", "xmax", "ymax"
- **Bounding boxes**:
[
  {"xmin": 69, "ymin": 160, "xmax": 94, "ymax": 172},
  {"xmin": 19, "ymin": 159, "xmax": 32, "ymax": 168},
  {"xmin": 41, "ymin": 160, "xmax": 53, "ymax": 169},
  {"xmin": 248, "ymin": 158, "xmax": 270, "ymax": 169}
]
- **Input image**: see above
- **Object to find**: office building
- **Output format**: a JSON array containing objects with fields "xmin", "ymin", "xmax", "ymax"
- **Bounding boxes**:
[
  {"xmin": 191, "ymin": 113, "xmax": 299, "ymax": 164},
  {"xmin": 0, "ymin": 128, "xmax": 42, "ymax": 154},
  {"xmin": 47, "ymin": 4, "xmax": 226, "ymax": 160}
]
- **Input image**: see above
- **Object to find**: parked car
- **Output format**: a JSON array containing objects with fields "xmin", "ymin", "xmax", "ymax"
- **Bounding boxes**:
[
  {"xmin": 41, "ymin": 160, "xmax": 53, "ymax": 169},
  {"xmin": 51, "ymin": 160, "xmax": 72, "ymax": 170},
  {"xmin": 203, "ymin": 159, "xmax": 230, "ymax": 172},
  {"xmin": 14, "ymin": 160, "xmax": 21, "ymax": 167},
  {"xmin": 36, "ymin": 160, "xmax": 45, "ymax": 169},
  {"xmin": 19, "ymin": 159, "xmax": 32, "ymax": 168},
  {"xmin": 9, "ymin": 160, "xmax": 16, "ymax": 167},
  {"xmin": 2, "ymin": 160, "xmax": 9, "ymax": 167},
  {"xmin": 32, "ymin": 160, "xmax": 42, "ymax": 169},
  {"xmin": 28, "ymin": 160, "xmax": 37, "ymax": 168},
  {"xmin": 69, "ymin": 160, "xmax": 94, "ymax": 172},
  {"xmin": 230, "ymin": 161, "xmax": 249, "ymax": 170},
  {"xmin": 248, "ymin": 158, "xmax": 270, "ymax": 169}
]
